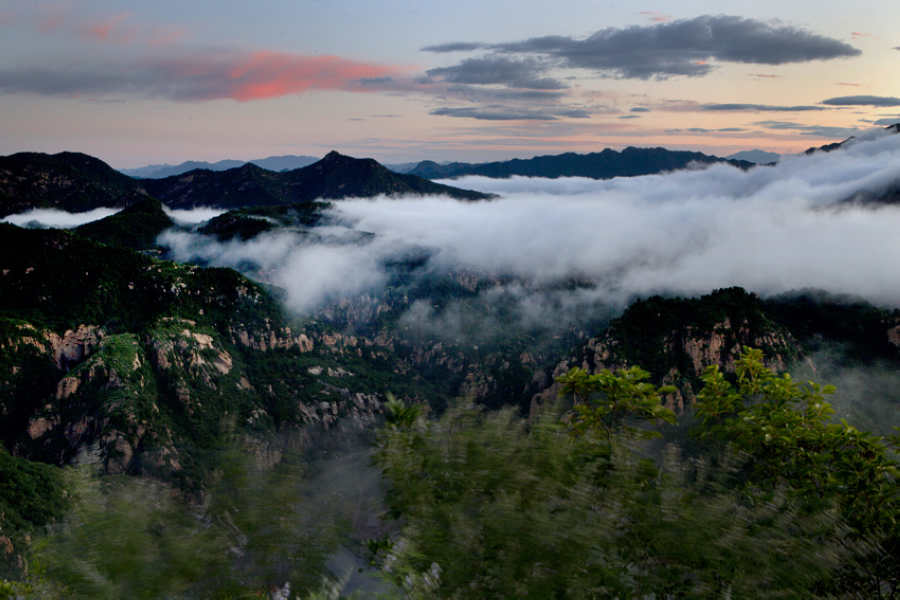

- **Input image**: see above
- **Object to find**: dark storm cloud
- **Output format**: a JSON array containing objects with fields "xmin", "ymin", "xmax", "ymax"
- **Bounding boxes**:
[
  {"xmin": 701, "ymin": 103, "xmax": 825, "ymax": 112},
  {"xmin": 630, "ymin": 107, "xmax": 650, "ymax": 112},
  {"xmin": 821, "ymin": 95, "xmax": 900, "ymax": 107},
  {"xmin": 425, "ymin": 56, "xmax": 566, "ymax": 90},
  {"xmin": 426, "ymin": 15, "xmax": 860, "ymax": 80}
]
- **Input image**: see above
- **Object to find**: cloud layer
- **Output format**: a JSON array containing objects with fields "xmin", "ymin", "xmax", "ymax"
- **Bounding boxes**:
[
  {"xmin": 1, "ymin": 207, "xmax": 119, "ymax": 228},
  {"xmin": 0, "ymin": 51, "xmax": 403, "ymax": 101},
  {"xmin": 157, "ymin": 130, "xmax": 900, "ymax": 316},
  {"xmin": 822, "ymin": 95, "xmax": 900, "ymax": 107},
  {"xmin": 425, "ymin": 15, "xmax": 860, "ymax": 79}
]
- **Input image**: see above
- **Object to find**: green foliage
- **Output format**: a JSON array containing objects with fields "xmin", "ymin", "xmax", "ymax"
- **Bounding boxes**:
[
  {"xmin": 695, "ymin": 347, "xmax": 899, "ymax": 596},
  {"xmin": 0, "ymin": 448, "xmax": 69, "ymax": 578},
  {"xmin": 383, "ymin": 393, "xmax": 422, "ymax": 430},
  {"xmin": 29, "ymin": 469, "xmax": 226, "ymax": 599},
  {"xmin": 0, "ymin": 448, "xmax": 69, "ymax": 533},
  {"xmin": 557, "ymin": 366, "xmax": 676, "ymax": 442},
  {"xmin": 24, "ymin": 443, "xmax": 346, "ymax": 599},
  {"xmin": 375, "ymin": 352, "xmax": 899, "ymax": 598},
  {"xmin": 375, "ymin": 398, "xmax": 853, "ymax": 598}
]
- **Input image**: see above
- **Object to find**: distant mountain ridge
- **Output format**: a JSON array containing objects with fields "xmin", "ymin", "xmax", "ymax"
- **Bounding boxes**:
[
  {"xmin": 142, "ymin": 150, "xmax": 494, "ymax": 208},
  {"xmin": 0, "ymin": 150, "xmax": 493, "ymax": 216},
  {"xmin": 121, "ymin": 155, "xmax": 320, "ymax": 178},
  {"xmin": 804, "ymin": 123, "xmax": 900, "ymax": 155},
  {"xmin": 726, "ymin": 149, "xmax": 781, "ymax": 164},
  {"xmin": 407, "ymin": 146, "xmax": 755, "ymax": 180}
]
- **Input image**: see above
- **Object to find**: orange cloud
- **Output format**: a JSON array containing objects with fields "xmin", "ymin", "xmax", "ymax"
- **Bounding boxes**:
[
  {"xmin": 750, "ymin": 73, "xmax": 780, "ymax": 79},
  {"xmin": 224, "ymin": 52, "xmax": 401, "ymax": 101},
  {"xmin": 837, "ymin": 81, "xmax": 861, "ymax": 87}
]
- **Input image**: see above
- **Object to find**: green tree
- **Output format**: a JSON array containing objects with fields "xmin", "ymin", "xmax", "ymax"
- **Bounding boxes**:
[
  {"xmin": 375, "ymin": 360, "xmax": 869, "ymax": 598},
  {"xmin": 695, "ymin": 347, "xmax": 899, "ymax": 598}
]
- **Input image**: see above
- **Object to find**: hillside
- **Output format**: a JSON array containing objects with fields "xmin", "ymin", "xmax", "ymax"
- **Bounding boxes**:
[
  {"xmin": 0, "ymin": 225, "xmax": 402, "ymax": 481},
  {"xmin": 0, "ymin": 152, "xmax": 149, "ymax": 217},
  {"xmin": 75, "ymin": 196, "xmax": 174, "ymax": 250},
  {"xmin": 534, "ymin": 287, "xmax": 900, "ymax": 429},
  {"xmin": 407, "ymin": 146, "xmax": 754, "ymax": 180}
]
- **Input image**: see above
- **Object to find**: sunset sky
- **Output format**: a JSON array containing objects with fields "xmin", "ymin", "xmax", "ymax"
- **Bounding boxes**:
[{"xmin": 1, "ymin": 0, "xmax": 899, "ymax": 167}]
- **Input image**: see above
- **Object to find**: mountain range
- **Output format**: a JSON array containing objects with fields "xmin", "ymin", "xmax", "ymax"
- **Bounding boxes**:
[
  {"xmin": 0, "ymin": 150, "xmax": 492, "ymax": 217},
  {"xmin": 120, "ymin": 155, "xmax": 320, "ymax": 178},
  {"xmin": 121, "ymin": 155, "xmax": 421, "ymax": 178},
  {"xmin": 405, "ymin": 146, "xmax": 754, "ymax": 180}
]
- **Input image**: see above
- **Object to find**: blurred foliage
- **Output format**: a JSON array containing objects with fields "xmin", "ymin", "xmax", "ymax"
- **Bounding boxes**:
[
  {"xmin": 696, "ymin": 347, "xmax": 899, "ymax": 597},
  {"xmin": 17, "ymin": 440, "xmax": 347, "ymax": 599},
  {"xmin": 0, "ymin": 448, "xmax": 69, "ymax": 578},
  {"xmin": 557, "ymin": 365, "xmax": 676, "ymax": 443},
  {"xmin": 376, "ymin": 352, "xmax": 897, "ymax": 598}
]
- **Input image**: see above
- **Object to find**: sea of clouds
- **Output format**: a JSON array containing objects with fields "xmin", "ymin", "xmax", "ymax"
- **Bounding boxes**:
[
  {"xmin": 160, "ymin": 130, "xmax": 900, "ymax": 315},
  {"xmin": 6, "ymin": 129, "xmax": 900, "ymax": 319}
]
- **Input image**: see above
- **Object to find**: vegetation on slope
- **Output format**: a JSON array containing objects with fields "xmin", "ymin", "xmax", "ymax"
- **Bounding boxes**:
[
  {"xmin": 74, "ymin": 197, "xmax": 174, "ymax": 250},
  {"xmin": 0, "ymin": 152, "xmax": 148, "ymax": 217}
]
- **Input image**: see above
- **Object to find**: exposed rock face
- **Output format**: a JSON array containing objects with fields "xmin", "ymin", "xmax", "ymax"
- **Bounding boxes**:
[
  {"xmin": 531, "ymin": 290, "xmax": 802, "ymax": 415},
  {"xmin": 232, "ymin": 324, "xmax": 314, "ymax": 352},
  {"xmin": 1, "ymin": 323, "xmax": 104, "ymax": 370}
]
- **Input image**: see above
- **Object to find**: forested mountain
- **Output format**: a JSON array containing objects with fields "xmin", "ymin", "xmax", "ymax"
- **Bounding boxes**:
[{"xmin": 0, "ymin": 152, "xmax": 151, "ymax": 217}]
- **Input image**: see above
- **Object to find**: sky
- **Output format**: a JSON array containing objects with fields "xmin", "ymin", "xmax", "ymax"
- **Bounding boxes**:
[{"xmin": 1, "ymin": 0, "xmax": 899, "ymax": 167}]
